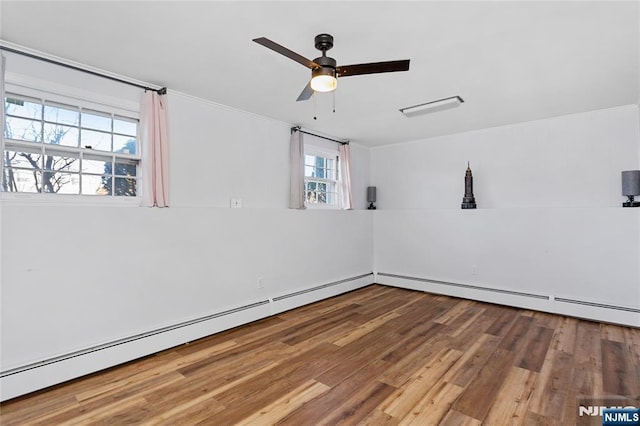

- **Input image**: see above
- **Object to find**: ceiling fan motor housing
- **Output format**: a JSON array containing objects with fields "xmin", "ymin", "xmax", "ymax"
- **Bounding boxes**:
[
  {"xmin": 313, "ymin": 55, "xmax": 337, "ymax": 69},
  {"xmin": 312, "ymin": 55, "xmax": 337, "ymax": 79}
]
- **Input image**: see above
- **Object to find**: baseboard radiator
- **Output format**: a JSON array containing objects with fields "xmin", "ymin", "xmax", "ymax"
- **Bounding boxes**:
[
  {"xmin": 0, "ymin": 272, "xmax": 374, "ymax": 401},
  {"xmin": 270, "ymin": 273, "xmax": 373, "ymax": 314},
  {"xmin": 376, "ymin": 272, "xmax": 640, "ymax": 328}
]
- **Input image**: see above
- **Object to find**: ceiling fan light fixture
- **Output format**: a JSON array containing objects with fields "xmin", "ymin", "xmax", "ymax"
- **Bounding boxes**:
[{"xmin": 310, "ymin": 67, "xmax": 337, "ymax": 92}]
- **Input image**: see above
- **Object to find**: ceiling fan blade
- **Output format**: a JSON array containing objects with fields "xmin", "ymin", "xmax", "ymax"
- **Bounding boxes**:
[
  {"xmin": 296, "ymin": 82, "xmax": 314, "ymax": 102},
  {"xmin": 253, "ymin": 37, "xmax": 319, "ymax": 69},
  {"xmin": 337, "ymin": 59, "xmax": 410, "ymax": 77}
]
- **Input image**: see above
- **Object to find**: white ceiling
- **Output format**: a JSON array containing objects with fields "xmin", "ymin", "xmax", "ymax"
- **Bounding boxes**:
[{"xmin": 1, "ymin": 1, "xmax": 638, "ymax": 147}]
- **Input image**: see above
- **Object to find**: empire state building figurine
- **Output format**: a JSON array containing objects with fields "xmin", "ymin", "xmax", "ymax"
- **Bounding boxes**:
[{"xmin": 461, "ymin": 162, "xmax": 477, "ymax": 209}]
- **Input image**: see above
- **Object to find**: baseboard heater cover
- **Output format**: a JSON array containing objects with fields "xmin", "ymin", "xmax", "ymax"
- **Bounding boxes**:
[
  {"xmin": 273, "ymin": 273, "xmax": 373, "ymax": 301},
  {"xmin": 376, "ymin": 272, "xmax": 639, "ymax": 326},
  {"xmin": 0, "ymin": 299, "xmax": 269, "ymax": 379},
  {"xmin": 555, "ymin": 297, "xmax": 640, "ymax": 313},
  {"xmin": 377, "ymin": 272, "xmax": 549, "ymax": 300}
]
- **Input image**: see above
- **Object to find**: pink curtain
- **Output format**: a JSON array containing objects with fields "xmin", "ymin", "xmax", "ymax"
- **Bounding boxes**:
[
  {"xmin": 0, "ymin": 55, "xmax": 5, "ymax": 187},
  {"xmin": 339, "ymin": 144, "xmax": 353, "ymax": 209},
  {"xmin": 289, "ymin": 130, "xmax": 305, "ymax": 209},
  {"xmin": 140, "ymin": 91, "xmax": 169, "ymax": 207}
]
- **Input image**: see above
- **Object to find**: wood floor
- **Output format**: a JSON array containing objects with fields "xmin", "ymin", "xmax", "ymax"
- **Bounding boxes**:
[{"xmin": 1, "ymin": 285, "xmax": 639, "ymax": 425}]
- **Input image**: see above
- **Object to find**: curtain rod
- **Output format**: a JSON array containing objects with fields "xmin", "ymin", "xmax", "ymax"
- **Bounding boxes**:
[
  {"xmin": 291, "ymin": 126, "xmax": 349, "ymax": 145},
  {"xmin": 0, "ymin": 45, "xmax": 167, "ymax": 95}
]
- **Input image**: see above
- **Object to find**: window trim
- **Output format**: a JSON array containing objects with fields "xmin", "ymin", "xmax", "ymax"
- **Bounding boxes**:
[{"xmin": 0, "ymin": 191, "xmax": 141, "ymax": 206}]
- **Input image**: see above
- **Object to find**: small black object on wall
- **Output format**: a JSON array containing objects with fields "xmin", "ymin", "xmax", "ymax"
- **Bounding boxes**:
[
  {"xmin": 622, "ymin": 170, "xmax": 640, "ymax": 207},
  {"xmin": 461, "ymin": 162, "xmax": 477, "ymax": 209},
  {"xmin": 367, "ymin": 186, "xmax": 377, "ymax": 210}
]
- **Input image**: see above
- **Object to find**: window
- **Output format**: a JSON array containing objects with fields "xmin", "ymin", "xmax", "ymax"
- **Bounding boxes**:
[
  {"xmin": 304, "ymin": 145, "xmax": 339, "ymax": 207},
  {"xmin": 2, "ymin": 92, "xmax": 139, "ymax": 197}
]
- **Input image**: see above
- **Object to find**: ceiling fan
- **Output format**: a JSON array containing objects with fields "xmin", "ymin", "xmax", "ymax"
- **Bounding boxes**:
[{"xmin": 253, "ymin": 34, "xmax": 410, "ymax": 101}]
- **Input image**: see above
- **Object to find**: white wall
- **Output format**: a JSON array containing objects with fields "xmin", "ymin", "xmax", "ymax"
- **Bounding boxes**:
[
  {"xmin": 372, "ymin": 106, "xmax": 640, "ymax": 325},
  {"xmin": 372, "ymin": 106, "xmax": 639, "ymax": 209},
  {"xmin": 0, "ymin": 54, "xmax": 373, "ymax": 398}
]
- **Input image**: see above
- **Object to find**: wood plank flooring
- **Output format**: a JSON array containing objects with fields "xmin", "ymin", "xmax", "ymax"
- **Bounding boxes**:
[{"xmin": 1, "ymin": 284, "xmax": 639, "ymax": 425}]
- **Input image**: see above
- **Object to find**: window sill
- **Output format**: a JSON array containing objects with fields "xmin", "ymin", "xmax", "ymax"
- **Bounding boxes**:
[
  {"xmin": 1, "ymin": 192, "xmax": 141, "ymax": 207},
  {"xmin": 304, "ymin": 203, "xmax": 342, "ymax": 210}
]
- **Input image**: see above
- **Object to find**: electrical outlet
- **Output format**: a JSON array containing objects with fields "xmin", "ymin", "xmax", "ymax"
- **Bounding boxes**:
[
  {"xmin": 471, "ymin": 264, "xmax": 478, "ymax": 275},
  {"xmin": 230, "ymin": 198, "xmax": 242, "ymax": 208},
  {"xmin": 257, "ymin": 277, "xmax": 264, "ymax": 289}
]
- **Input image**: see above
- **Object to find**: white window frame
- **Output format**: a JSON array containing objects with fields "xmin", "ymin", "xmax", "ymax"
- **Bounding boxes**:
[
  {"xmin": 1, "ymin": 79, "xmax": 141, "ymax": 205},
  {"xmin": 304, "ymin": 142, "xmax": 341, "ymax": 210}
]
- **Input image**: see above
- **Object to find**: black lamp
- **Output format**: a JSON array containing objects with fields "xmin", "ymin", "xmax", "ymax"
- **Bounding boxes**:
[
  {"xmin": 622, "ymin": 170, "xmax": 640, "ymax": 207},
  {"xmin": 367, "ymin": 186, "xmax": 377, "ymax": 210}
]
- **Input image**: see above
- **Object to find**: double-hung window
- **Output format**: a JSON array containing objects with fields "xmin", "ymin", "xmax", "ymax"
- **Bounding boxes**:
[
  {"xmin": 304, "ymin": 144, "xmax": 340, "ymax": 208},
  {"xmin": 3, "ymin": 91, "xmax": 139, "ymax": 197}
]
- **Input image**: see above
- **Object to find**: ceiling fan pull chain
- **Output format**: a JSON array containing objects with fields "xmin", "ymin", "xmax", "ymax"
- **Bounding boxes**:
[
  {"xmin": 333, "ymin": 90, "xmax": 336, "ymax": 114},
  {"xmin": 313, "ymin": 91, "xmax": 317, "ymax": 120}
]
